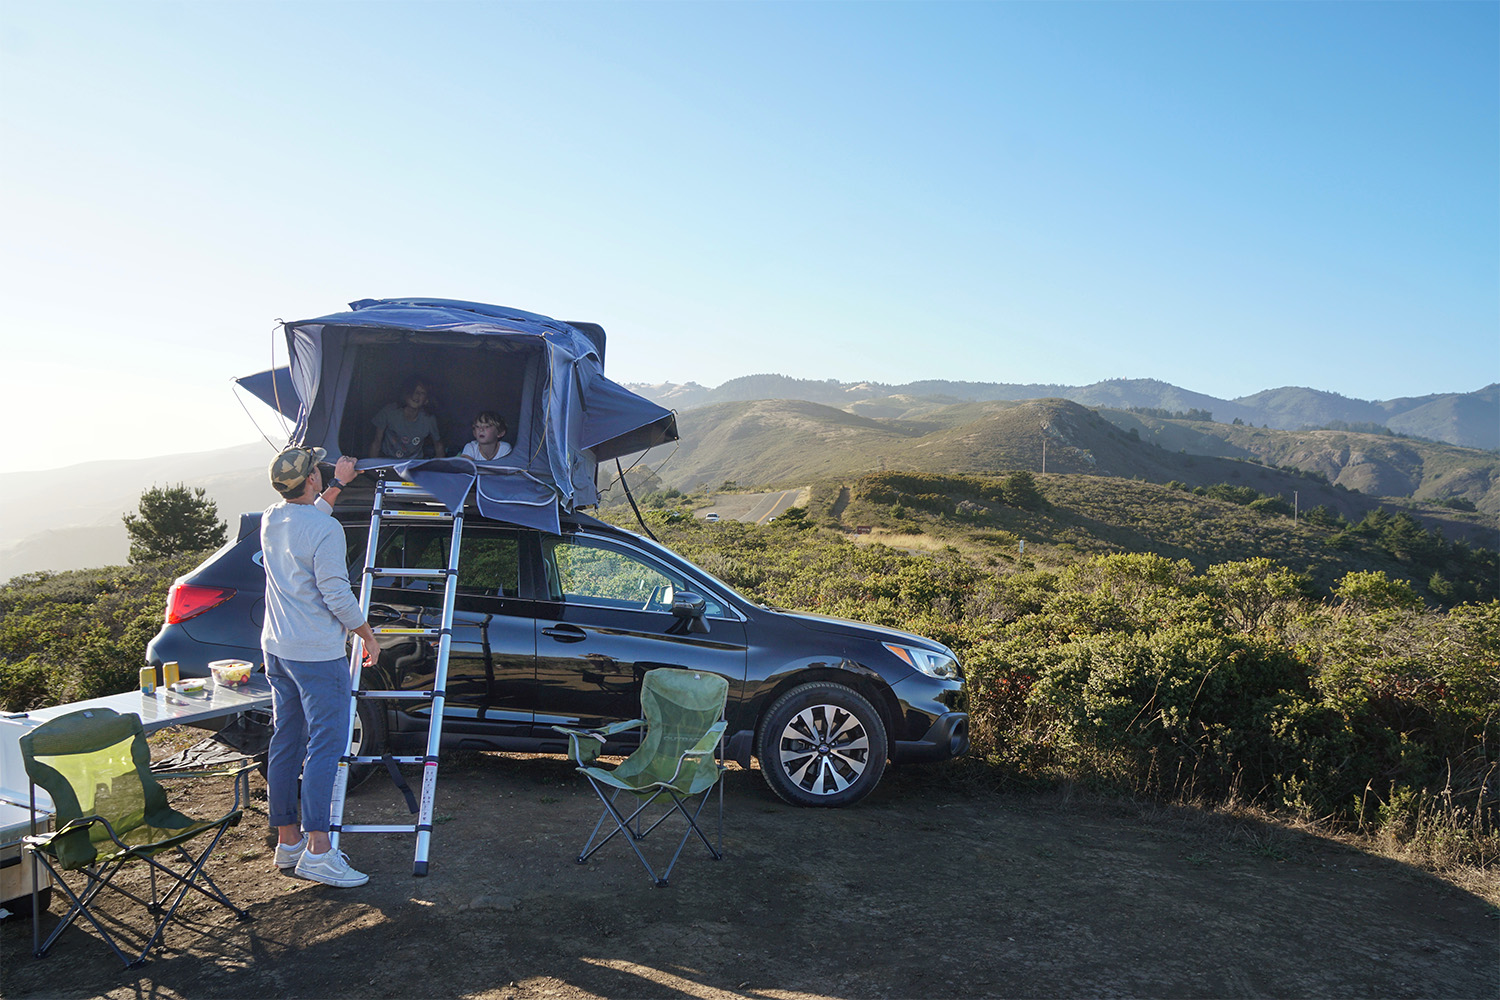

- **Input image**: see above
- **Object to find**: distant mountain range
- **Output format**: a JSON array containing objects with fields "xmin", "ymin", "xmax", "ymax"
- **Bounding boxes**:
[
  {"xmin": 627, "ymin": 377, "xmax": 1499, "ymax": 451},
  {"xmin": 4, "ymin": 377, "xmax": 1495, "ymax": 582}
]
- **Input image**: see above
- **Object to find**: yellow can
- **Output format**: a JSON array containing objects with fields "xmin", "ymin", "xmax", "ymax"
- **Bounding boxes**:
[
  {"xmin": 140, "ymin": 666, "xmax": 157, "ymax": 695},
  {"xmin": 163, "ymin": 661, "xmax": 180, "ymax": 689}
]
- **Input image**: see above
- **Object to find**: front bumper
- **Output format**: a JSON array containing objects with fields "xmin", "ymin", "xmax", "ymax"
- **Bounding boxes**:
[{"xmin": 891, "ymin": 712, "xmax": 969, "ymax": 764}]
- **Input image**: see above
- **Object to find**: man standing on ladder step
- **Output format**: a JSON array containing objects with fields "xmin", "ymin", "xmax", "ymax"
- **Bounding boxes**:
[{"xmin": 262, "ymin": 446, "xmax": 380, "ymax": 887}]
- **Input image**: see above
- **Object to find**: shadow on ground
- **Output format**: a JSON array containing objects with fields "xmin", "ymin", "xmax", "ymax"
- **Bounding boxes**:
[{"xmin": 4, "ymin": 751, "xmax": 1496, "ymax": 999}]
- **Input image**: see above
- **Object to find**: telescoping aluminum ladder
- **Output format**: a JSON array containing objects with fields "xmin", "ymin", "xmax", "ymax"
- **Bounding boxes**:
[{"xmin": 328, "ymin": 477, "xmax": 463, "ymax": 876}]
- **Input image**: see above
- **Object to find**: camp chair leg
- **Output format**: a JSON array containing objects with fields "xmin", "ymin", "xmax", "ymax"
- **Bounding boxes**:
[
  {"xmin": 654, "ymin": 788, "xmax": 724, "ymax": 886},
  {"xmin": 28, "ymin": 824, "xmax": 251, "ymax": 968},
  {"xmin": 30, "ymin": 852, "xmax": 143, "ymax": 967},
  {"xmin": 574, "ymin": 778, "xmax": 724, "ymax": 887},
  {"xmin": 578, "ymin": 787, "xmax": 664, "ymax": 862},
  {"xmin": 130, "ymin": 834, "xmax": 255, "ymax": 961},
  {"xmin": 148, "ymin": 836, "xmax": 252, "ymax": 918},
  {"xmin": 576, "ymin": 783, "xmax": 686, "ymax": 885}
]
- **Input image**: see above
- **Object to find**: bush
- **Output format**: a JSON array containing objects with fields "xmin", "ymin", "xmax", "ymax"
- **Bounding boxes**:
[{"xmin": 0, "ymin": 556, "xmax": 198, "ymax": 711}]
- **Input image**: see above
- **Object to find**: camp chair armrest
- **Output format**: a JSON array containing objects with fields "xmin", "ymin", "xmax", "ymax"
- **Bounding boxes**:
[
  {"xmin": 25, "ymin": 812, "xmax": 129, "ymax": 852},
  {"xmin": 552, "ymin": 720, "xmax": 645, "ymax": 765},
  {"xmin": 156, "ymin": 761, "xmax": 260, "ymax": 780},
  {"xmin": 685, "ymin": 720, "xmax": 728, "ymax": 758},
  {"xmin": 660, "ymin": 721, "xmax": 729, "ymax": 786},
  {"xmin": 157, "ymin": 760, "xmax": 258, "ymax": 809}
]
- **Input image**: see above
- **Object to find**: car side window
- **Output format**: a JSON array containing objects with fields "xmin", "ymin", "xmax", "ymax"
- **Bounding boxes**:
[
  {"xmin": 359, "ymin": 525, "xmax": 519, "ymax": 597},
  {"xmin": 541, "ymin": 535, "xmax": 726, "ymax": 617},
  {"xmin": 457, "ymin": 533, "xmax": 521, "ymax": 597}
]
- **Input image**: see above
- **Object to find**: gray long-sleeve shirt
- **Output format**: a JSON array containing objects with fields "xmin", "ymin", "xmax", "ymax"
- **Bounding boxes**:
[{"xmin": 260, "ymin": 501, "xmax": 365, "ymax": 661}]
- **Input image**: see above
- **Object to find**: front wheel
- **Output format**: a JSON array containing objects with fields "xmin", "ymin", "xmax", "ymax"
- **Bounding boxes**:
[{"xmin": 755, "ymin": 683, "xmax": 888, "ymax": 807}]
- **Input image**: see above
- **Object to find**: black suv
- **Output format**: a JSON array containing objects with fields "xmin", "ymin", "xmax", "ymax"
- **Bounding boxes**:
[{"xmin": 149, "ymin": 508, "xmax": 968, "ymax": 807}]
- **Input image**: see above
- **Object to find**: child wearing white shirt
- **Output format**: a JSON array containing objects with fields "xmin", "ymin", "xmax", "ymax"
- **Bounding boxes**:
[{"xmin": 461, "ymin": 411, "xmax": 513, "ymax": 463}]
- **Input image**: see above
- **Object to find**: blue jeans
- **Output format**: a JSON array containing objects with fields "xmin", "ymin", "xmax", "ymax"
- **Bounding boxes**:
[{"xmin": 265, "ymin": 652, "xmax": 350, "ymax": 833}]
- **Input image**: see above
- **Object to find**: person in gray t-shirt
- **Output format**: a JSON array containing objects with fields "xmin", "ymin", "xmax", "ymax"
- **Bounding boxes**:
[
  {"xmin": 261, "ymin": 445, "xmax": 380, "ymax": 888},
  {"xmin": 368, "ymin": 378, "xmax": 445, "ymax": 460}
]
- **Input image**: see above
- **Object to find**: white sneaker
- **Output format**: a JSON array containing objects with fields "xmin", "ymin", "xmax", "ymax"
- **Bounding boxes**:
[
  {"xmin": 294, "ymin": 848, "xmax": 369, "ymax": 887},
  {"xmin": 274, "ymin": 837, "xmax": 306, "ymax": 872}
]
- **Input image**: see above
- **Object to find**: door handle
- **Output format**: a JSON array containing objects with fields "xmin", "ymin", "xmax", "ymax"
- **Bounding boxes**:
[
  {"xmin": 541, "ymin": 624, "xmax": 588, "ymax": 643},
  {"xmin": 368, "ymin": 605, "xmax": 404, "ymax": 624}
]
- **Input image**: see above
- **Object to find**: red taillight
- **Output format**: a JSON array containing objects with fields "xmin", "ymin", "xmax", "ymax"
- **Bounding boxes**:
[{"xmin": 164, "ymin": 583, "xmax": 236, "ymax": 624}]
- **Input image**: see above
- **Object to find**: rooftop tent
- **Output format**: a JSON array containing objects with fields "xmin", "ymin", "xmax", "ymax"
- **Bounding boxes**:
[{"xmin": 242, "ymin": 298, "xmax": 677, "ymax": 532}]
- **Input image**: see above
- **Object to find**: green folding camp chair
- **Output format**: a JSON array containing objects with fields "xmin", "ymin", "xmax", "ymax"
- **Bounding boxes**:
[
  {"xmin": 553, "ymin": 667, "xmax": 729, "ymax": 886},
  {"xmin": 20, "ymin": 707, "xmax": 255, "ymax": 968}
]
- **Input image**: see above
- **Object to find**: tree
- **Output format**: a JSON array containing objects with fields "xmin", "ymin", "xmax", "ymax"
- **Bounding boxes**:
[
  {"xmin": 1000, "ymin": 471, "xmax": 1050, "ymax": 511},
  {"xmin": 122, "ymin": 484, "xmax": 227, "ymax": 563}
]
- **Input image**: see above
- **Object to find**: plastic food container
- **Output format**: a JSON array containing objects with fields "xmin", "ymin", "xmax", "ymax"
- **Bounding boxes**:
[
  {"xmin": 208, "ymin": 659, "xmax": 254, "ymax": 687},
  {"xmin": 173, "ymin": 677, "xmax": 207, "ymax": 695}
]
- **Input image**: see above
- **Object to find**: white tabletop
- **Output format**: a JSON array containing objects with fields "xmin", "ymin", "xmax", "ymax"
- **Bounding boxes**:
[
  {"xmin": 0, "ymin": 676, "xmax": 273, "ymax": 809},
  {"xmin": 1, "ymin": 675, "xmax": 271, "ymax": 734}
]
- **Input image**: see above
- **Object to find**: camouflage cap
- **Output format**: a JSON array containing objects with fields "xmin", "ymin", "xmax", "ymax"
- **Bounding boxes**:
[{"xmin": 269, "ymin": 446, "xmax": 327, "ymax": 494}]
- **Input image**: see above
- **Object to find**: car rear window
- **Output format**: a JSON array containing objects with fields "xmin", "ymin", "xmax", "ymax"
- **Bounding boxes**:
[{"xmin": 352, "ymin": 524, "xmax": 520, "ymax": 598}]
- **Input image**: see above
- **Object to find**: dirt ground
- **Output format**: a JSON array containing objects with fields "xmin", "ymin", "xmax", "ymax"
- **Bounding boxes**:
[{"xmin": 3, "ymin": 742, "xmax": 1497, "ymax": 1000}]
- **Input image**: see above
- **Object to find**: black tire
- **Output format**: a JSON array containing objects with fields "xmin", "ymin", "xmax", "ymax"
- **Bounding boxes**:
[
  {"xmin": 346, "ymin": 698, "xmax": 388, "ymax": 791},
  {"xmin": 755, "ymin": 682, "xmax": 888, "ymax": 807}
]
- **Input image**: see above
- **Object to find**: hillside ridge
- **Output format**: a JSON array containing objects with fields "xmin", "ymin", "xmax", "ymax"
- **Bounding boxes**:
[{"xmin": 627, "ymin": 376, "xmax": 1499, "ymax": 450}]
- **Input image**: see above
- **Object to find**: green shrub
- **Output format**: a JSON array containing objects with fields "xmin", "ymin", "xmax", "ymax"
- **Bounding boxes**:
[{"xmin": 0, "ymin": 556, "xmax": 198, "ymax": 711}]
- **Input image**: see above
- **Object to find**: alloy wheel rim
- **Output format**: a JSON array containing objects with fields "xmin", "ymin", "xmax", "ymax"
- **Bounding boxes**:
[{"xmin": 777, "ymin": 703, "xmax": 871, "ymax": 795}]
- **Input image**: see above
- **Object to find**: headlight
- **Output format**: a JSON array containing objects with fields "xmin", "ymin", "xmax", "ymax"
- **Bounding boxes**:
[{"xmin": 882, "ymin": 642, "xmax": 959, "ymax": 680}]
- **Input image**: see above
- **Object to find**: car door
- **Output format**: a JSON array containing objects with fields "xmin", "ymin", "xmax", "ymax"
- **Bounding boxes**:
[
  {"xmin": 363, "ymin": 523, "xmax": 535, "ymax": 739},
  {"xmin": 532, "ymin": 530, "xmax": 747, "ymax": 736}
]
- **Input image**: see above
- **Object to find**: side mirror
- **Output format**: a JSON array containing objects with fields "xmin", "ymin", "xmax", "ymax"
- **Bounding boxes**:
[{"xmin": 669, "ymin": 592, "xmax": 709, "ymax": 634}]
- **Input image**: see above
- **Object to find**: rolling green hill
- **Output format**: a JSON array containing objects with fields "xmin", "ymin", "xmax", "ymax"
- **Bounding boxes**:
[
  {"xmin": 647, "ymin": 397, "xmax": 1496, "ymax": 551},
  {"xmin": 1097, "ymin": 411, "xmax": 1500, "ymax": 517},
  {"xmin": 807, "ymin": 471, "xmax": 1495, "ymax": 602}
]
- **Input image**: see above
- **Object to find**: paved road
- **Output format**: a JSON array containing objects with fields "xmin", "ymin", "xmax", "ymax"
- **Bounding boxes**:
[{"xmin": 699, "ymin": 488, "xmax": 807, "ymax": 525}]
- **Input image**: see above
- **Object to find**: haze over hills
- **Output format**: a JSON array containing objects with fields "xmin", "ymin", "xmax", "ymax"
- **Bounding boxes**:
[
  {"xmin": 628, "ymin": 377, "xmax": 1500, "ymax": 450},
  {"xmin": 648, "ymin": 397, "xmax": 1496, "ymax": 536},
  {"xmin": 0, "ymin": 443, "xmax": 275, "ymax": 581},
  {"xmin": 3, "ymin": 378, "xmax": 1495, "ymax": 582}
]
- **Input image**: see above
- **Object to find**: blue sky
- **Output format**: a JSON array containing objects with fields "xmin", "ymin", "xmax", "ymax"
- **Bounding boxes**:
[{"xmin": 2, "ymin": 1, "xmax": 1495, "ymax": 473}]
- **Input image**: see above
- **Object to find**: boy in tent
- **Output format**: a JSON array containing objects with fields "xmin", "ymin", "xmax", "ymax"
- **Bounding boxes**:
[
  {"xmin": 369, "ymin": 377, "xmax": 445, "ymax": 461},
  {"xmin": 462, "ymin": 411, "xmax": 512, "ymax": 463}
]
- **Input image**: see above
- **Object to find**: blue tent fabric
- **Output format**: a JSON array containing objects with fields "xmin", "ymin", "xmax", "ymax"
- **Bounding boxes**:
[
  {"xmin": 389, "ymin": 458, "xmax": 479, "ymax": 517},
  {"xmin": 243, "ymin": 298, "xmax": 676, "ymax": 529},
  {"xmin": 472, "ymin": 467, "xmax": 568, "ymax": 534},
  {"xmin": 235, "ymin": 368, "xmax": 298, "ymax": 420}
]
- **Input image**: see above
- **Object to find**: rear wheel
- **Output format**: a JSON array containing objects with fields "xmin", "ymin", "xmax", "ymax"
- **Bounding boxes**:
[
  {"xmin": 755, "ymin": 682, "xmax": 888, "ymax": 807},
  {"xmin": 346, "ymin": 699, "xmax": 388, "ymax": 790}
]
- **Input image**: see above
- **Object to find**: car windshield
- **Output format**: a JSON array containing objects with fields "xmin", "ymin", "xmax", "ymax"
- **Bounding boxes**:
[
  {"xmin": 602, "ymin": 526, "xmax": 752, "ymax": 613},
  {"xmin": 546, "ymin": 534, "xmax": 729, "ymax": 617}
]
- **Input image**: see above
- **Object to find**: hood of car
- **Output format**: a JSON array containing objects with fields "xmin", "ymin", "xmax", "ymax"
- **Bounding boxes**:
[{"xmin": 774, "ymin": 608, "xmax": 950, "ymax": 653}]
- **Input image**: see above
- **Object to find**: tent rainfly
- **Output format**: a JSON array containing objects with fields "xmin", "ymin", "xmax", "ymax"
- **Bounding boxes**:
[{"xmin": 237, "ymin": 298, "xmax": 677, "ymax": 533}]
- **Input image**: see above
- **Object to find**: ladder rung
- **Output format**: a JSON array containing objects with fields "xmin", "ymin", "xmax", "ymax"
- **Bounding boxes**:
[{"xmin": 332, "ymin": 474, "xmax": 461, "ymax": 872}]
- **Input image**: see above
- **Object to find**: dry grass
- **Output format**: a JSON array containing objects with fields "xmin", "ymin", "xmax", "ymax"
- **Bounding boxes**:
[{"xmin": 927, "ymin": 761, "xmax": 1500, "ymax": 907}]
